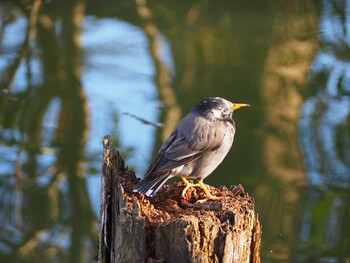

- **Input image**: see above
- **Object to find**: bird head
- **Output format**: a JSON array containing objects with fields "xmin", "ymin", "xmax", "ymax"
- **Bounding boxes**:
[{"xmin": 194, "ymin": 97, "xmax": 249, "ymax": 120}]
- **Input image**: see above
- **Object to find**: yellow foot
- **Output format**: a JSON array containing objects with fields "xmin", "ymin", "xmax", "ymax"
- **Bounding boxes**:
[
  {"xmin": 181, "ymin": 178, "xmax": 221, "ymax": 202},
  {"xmin": 181, "ymin": 177, "xmax": 200, "ymax": 198},
  {"xmin": 196, "ymin": 194, "xmax": 222, "ymax": 203}
]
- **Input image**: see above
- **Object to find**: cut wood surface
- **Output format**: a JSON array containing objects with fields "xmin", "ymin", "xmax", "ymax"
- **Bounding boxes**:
[{"xmin": 98, "ymin": 136, "xmax": 262, "ymax": 263}]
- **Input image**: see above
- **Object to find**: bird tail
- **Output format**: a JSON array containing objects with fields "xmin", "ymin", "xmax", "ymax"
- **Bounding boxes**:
[{"xmin": 133, "ymin": 172, "xmax": 171, "ymax": 197}]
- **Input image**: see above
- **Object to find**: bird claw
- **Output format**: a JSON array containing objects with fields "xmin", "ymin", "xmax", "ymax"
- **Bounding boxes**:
[
  {"xmin": 181, "ymin": 185, "xmax": 190, "ymax": 199},
  {"xmin": 181, "ymin": 177, "xmax": 200, "ymax": 198},
  {"xmin": 181, "ymin": 177, "xmax": 222, "ymax": 202},
  {"xmin": 195, "ymin": 198, "xmax": 208, "ymax": 203},
  {"xmin": 181, "ymin": 183, "xmax": 200, "ymax": 198},
  {"xmin": 196, "ymin": 195, "xmax": 222, "ymax": 203}
]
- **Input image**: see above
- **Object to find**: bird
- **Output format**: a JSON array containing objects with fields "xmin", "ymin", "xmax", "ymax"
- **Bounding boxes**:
[{"xmin": 133, "ymin": 97, "xmax": 249, "ymax": 201}]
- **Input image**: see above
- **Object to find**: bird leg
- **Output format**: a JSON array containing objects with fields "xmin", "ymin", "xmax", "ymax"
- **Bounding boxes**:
[
  {"xmin": 181, "ymin": 177, "xmax": 200, "ymax": 198},
  {"xmin": 181, "ymin": 177, "xmax": 222, "ymax": 202},
  {"xmin": 196, "ymin": 180, "xmax": 222, "ymax": 203}
]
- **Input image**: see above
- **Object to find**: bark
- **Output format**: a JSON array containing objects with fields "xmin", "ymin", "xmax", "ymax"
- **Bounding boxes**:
[{"xmin": 98, "ymin": 136, "xmax": 261, "ymax": 263}]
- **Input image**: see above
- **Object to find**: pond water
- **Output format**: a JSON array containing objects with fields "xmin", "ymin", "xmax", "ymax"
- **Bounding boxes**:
[{"xmin": 0, "ymin": 0, "xmax": 349, "ymax": 262}]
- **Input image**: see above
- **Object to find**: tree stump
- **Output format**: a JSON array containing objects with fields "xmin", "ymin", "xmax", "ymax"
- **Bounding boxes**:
[{"xmin": 98, "ymin": 136, "xmax": 262, "ymax": 263}]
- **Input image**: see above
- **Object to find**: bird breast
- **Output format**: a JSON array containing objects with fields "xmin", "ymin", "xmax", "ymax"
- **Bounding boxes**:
[{"xmin": 183, "ymin": 121, "xmax": 235, "ymax": 181}]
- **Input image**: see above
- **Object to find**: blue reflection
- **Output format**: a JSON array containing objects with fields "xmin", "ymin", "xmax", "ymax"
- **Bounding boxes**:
[
  {"xmin": 0, "ymin": 16, "xmax": 26, "ymax": 49},
  {"xmin": 296, "ymin": 1, "xmax": 350, "ymax": 261},
  {"xmin": 82, "ymin": 17, "xmax": 160, "ymax": 175},
  {"xmin": 299, "ymin": 1, "xmax": 350, "ymax": 188},
  {"xmin": 0, "ymin": 11, "xmax": 172, "ymax": 258},
  {"xmin": 81, "ymin": 17, "xmax": 175, "ymax": 213}
]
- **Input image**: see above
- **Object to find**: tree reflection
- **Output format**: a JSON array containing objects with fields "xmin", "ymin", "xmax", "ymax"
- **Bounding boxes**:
[
  {"xmin": 296, "ymin": 1, "xmax": 350, "ymax": 261},
  {"xmin": 0, "ymin": 1, "xmax": 96, "ymax": 262},
  {"xmin": 134, "ymin": 0, "xmax": 182, "ymax": 143},
  {"xmin": 1, "ymin": 1, "xmax": 349, "ymax": 262}
]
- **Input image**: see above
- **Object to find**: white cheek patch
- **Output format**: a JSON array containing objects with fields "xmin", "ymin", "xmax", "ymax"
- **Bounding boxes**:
[{"xmin": 212, "ymin": 108, "xmax": 222, "ymax": 119}]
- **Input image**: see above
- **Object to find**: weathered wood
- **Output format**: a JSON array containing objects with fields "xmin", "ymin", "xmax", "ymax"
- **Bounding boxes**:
[{"xmin": 98, "ymin": 136, "xmax": 262, "ymax": 263}]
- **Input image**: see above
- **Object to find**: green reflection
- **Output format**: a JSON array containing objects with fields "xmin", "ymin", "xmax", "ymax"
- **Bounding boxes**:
[
  {"xmin": 1, "ymin": 0, "xmax": 96, "ymax": 262},
  {"xmin": 1, "ymin": 1, "xmax": 349, "ymax": 263}
]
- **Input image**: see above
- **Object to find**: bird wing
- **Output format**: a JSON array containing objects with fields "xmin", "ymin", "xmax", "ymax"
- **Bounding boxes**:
[{"xmin": 144, "ymin": 113, "xmax": 228, "ymax": 177}]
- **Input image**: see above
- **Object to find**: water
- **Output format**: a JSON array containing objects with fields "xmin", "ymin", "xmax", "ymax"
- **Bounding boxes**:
[{"xmin": 0, "ymin": 0, "xmax": 349, "ymax": 262}]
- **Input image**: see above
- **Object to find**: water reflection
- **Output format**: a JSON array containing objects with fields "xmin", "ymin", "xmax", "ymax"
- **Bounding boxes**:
[
  {"xmin": 82, "ymin": 16, "xmax": 161, "ymax": 175},
  {"xmin": 294, "ymin": 187, "xmax": 350, "ymax": 262},
  {"xmin": 252, "ymin": 2, "xmax": 318, "ymax": 261},
  {"xmin": 0, "ymin": 1, "xmax": 350, "ymax": 263},
  {"xmin": 296, "ymin": 1, "xmax": 350, "ymax": 262},
  {"xmin": 0, "ymin": 1, "xmax": 165, "ymax": 262},
  {"xmin": 0, "ymin": 0, "xmax": 97, "ymax": 262}
]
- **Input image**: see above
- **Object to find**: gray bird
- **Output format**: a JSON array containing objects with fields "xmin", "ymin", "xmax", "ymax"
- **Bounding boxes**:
[{"xmin": 133, "ymin": 97, "xmax": 249, "ymax": 201}]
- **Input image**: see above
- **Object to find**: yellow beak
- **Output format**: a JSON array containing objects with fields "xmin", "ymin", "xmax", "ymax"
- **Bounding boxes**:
[{"xmin": 232, "ymin": 103, "xmax": 250, "ymax": 111}]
